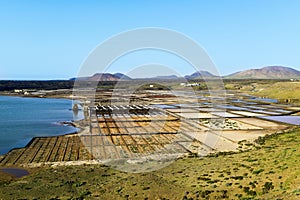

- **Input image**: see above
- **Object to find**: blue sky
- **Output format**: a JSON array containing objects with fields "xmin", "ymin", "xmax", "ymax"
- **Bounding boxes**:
[{"xmin": 0, "ymin": 0, "xmax": 300, "ymax": 79}]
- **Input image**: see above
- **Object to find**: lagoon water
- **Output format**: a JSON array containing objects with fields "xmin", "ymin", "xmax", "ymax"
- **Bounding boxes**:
[{"xmin": 0, "ymin": 96, "xmax": 82, "ymax": 155}]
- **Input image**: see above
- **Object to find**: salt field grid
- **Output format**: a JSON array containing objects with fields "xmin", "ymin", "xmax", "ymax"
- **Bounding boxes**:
[{"xmin": 1, "ymin": 90, "xmax": 299, "ymax": 166}]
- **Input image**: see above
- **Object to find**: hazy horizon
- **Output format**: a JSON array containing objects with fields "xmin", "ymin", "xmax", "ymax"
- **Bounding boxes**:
[{"xmin": 1, "ymin": 65, "xmax": 300, "ymax": 81}]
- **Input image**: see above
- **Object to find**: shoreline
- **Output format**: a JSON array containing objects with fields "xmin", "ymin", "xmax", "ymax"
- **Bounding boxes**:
[
  {"xmin": 0, "ymin": 94, "xmax": 84, "ymax": 156},
  {"xmin": 0, "ymin": 131, "xmax": 79, "ymax": 156},
  {"xmin": 0, "ymin": 89, "xmax": 74, "ymax": 99}
]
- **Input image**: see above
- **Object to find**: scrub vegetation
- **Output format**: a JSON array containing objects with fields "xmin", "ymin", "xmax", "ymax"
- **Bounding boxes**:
[{"xmin": 1, "ymin": 128, "xmax": 300, "ymax": 199}]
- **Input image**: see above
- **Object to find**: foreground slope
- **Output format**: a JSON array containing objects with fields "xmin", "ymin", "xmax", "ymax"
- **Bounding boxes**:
[{"xmin": 1, "ymin": 128, "xmax": 300, "ymax": 199}]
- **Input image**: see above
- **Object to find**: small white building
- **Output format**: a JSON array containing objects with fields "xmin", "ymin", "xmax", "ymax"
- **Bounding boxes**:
[
  {"xmin": 180, "ymin": 83, "xmax": 200, "ymax": 87},
  {"xmin": 14, "ymin": 89, "xmax": 23, "ymax": 93}
]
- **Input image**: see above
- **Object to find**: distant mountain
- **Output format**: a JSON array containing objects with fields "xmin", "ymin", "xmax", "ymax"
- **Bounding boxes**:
[
  {"xmin": 150, "ymin": 75, "xmax": 179, "ymax": 80},
  {"xmin": 90, "ymin": 73, "xmax": 119, "ymax": 81},
  {"xmin": 226, "ymin": 66, "xmax": 300, "ymax": 79},
  {"xmin": 185, "ymin": 71, "xmax": 217, "ymax": 79},
  {"xmin": 70, "ymin": 66, "xmax": 300, "ymax": 81},
  {"xmin": 71, "ymin": 73, "xmax": 131, "ymax": 81},
  {"xmin": 113, "ymin": 73, "xmax": 132, "ymax": 80}
]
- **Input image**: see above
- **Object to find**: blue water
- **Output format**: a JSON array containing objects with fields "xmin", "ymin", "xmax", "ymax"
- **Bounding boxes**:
[
  {"xmin": 250, "ymin": 97, "xmax": 278, "ymax": 103},
  {"xmin": 0, "ymin": 96, "xmax": 82, "ymax": 155},
  {"xmin": 260, "ymin": 116, "xmax": 300, "ymax": 125}
]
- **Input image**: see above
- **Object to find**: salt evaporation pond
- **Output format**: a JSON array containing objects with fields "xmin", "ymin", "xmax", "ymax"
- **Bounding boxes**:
[{"xmin": 260, "ymin": 116, "xmax": 300, "ymax": 125}]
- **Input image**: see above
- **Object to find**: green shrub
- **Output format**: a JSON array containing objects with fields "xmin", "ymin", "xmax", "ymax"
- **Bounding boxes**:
[
  {"xmin": 252, "ymin": 169, "xmax": 264, "ymax": 175},
  {"xmin": 262, "ymin": 182, "xmax": 274, "ymax": 193}
]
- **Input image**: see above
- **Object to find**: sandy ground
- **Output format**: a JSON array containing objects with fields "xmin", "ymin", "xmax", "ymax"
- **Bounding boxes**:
[{"xmin": 234, "ymin": 118, "xmax": 288, "ymax": 129}]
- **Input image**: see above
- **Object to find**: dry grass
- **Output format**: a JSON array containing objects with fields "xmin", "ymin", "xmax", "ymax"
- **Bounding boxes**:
[
  {"xmin": 254, "ymin": 82, "xmax": 300, "ymax": 99},
  {"xmin": 224, "ymin": 81, "xmax": 300, "ymax": 102},
  {"xmin": 1, "ymin": 128, "xmax": 300, "ymax": 199}
]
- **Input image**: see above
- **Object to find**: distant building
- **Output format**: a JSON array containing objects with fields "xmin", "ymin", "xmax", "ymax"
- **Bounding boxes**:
[
  {"xmin": 14, "ymin": 89, "xmax": 22, "ymax": 93},
  {"xmin": 180, "ymin": 83, "xmax": 199, "ymax": 87}
]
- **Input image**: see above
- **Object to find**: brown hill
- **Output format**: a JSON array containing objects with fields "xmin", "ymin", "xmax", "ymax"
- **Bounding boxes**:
[
  {"xmin": 185, "ymin": 71, "xmax": 218, "ymax": 79},
  {"xmin": 72, "ymin": 73, "xmax": 131, "ymax": 81},
  {"xmin": 226, "ymin": 66, "xmax": 300, "ymax": 79}
]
